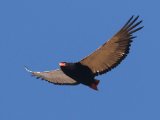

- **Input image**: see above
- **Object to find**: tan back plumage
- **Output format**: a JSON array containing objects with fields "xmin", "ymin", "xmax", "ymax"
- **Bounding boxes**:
[{"xmin": 80, "ymin": 16, "xmax": 143, "ymax": 76}]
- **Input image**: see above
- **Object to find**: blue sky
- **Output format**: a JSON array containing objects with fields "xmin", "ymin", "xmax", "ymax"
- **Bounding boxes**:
[{"xmin": 0, "ymin": 0, "xmax": 160, "ymax": 120}]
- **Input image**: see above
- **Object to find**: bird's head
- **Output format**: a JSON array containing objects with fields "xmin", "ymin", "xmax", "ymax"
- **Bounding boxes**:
[
  {"xmin": 59, "ymin": 62, "xmax": 76, "ymax": 70},
  {"xmin": 59, "ymin": 62, "xmax": 68, "ymax": 67}
]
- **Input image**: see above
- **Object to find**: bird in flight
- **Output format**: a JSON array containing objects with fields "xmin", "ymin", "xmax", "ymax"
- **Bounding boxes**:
[{"xmin": 25, "ymin": 16, "xmax": 143, "ymax": 90}]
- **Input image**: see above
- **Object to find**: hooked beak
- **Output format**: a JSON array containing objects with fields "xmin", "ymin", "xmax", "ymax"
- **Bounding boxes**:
[{"xmin": 59, "ymin": 62, "xmax": 66, "ymax": 67}]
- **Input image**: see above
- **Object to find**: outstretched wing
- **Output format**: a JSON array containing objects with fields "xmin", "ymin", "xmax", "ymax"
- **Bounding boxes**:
[
  {"xmin": 25, "ymin": 67, "xmax": 79, "ymax": 85},
  {"xmin": 79, "ymin": 16, "xmax": 143, "ymax": 76}
]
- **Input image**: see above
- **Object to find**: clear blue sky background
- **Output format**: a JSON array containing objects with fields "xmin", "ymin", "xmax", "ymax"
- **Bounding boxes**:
[{"xmin": 0, "ymin": 0, "xmax": 159, "ymax": 120}]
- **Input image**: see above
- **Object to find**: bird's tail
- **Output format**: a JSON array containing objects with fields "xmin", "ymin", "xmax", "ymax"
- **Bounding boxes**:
[{"xmin": 90, "ymin": 79, "xmax": 100, "ymax": 91}]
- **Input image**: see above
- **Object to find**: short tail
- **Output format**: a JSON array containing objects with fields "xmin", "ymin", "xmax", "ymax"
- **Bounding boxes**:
[{"xmin": 90, "ymin": 79, "xmax": 100, "ymax": 91}]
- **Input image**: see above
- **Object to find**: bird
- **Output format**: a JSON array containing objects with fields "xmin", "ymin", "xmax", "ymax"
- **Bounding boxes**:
[{"xmin": 25, "ymin": 15, "xmax": 143, "ymax": 91}]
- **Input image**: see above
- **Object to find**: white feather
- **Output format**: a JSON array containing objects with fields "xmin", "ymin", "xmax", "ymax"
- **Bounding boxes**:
[{"xmin": 24, "ymin": 66, "xmax": 33, "ymax": 73}]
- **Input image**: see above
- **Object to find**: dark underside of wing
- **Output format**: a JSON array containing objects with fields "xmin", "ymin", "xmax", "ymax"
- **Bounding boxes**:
[{"xmin": 79, "ymin": 16, "xmax": 143, "ymax": 76}]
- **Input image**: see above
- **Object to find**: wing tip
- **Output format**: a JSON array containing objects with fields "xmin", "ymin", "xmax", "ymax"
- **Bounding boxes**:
[{"xmin": 24, "ymin": 66, "xmax": 33, "ymax": 73}]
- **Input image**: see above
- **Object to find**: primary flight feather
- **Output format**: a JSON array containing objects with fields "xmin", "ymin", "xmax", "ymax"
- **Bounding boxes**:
[{"xmin": 25, "ymin": 16, "xmax": 143, "ymax": 90}]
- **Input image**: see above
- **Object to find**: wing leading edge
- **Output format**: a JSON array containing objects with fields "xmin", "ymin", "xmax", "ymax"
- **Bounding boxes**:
[{"xmin": 25, "ymin": 67, "xmax": 79, "ymax": 85}]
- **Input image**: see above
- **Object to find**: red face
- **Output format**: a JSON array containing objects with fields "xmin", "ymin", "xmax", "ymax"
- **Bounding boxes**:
[{"xmin": 59, "ymin": 62, "xmax": 67, "ymax": 67}]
